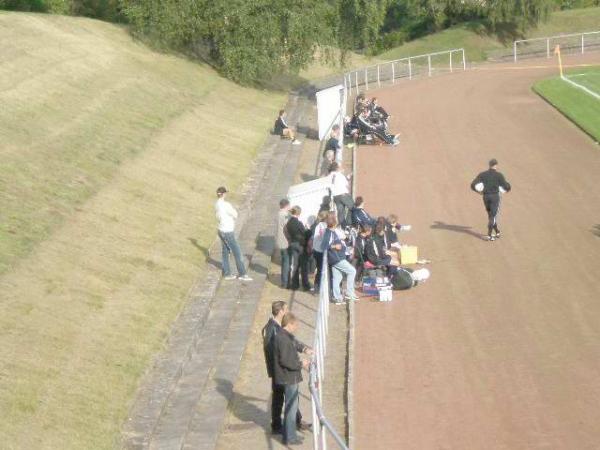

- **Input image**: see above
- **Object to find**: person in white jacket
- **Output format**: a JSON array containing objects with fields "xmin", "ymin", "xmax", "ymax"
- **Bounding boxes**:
[{"xmin": 215, "ymin": 186, "xmax": 252, "ymax": 281}]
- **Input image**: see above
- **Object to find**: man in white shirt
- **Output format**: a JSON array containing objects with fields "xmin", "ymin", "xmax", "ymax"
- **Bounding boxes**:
[
  {"xmin": 215, "ymin": 186, "xmax": 252, "ymax": 281},
  {"xmin": 328, "ymin": 162, "xmax": 354, "ymax": 228}
]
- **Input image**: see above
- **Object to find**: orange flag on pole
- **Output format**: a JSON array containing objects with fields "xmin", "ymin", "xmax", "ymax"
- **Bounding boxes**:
[{"xmin": 554, "ymin": 44, "xmax": 564, "ymax": 78}]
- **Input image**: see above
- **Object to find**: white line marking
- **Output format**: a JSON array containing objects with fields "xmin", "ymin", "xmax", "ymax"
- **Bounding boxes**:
[{"xmin": 561, "ymin": 75, "xmax": 600, "ymax": 100}]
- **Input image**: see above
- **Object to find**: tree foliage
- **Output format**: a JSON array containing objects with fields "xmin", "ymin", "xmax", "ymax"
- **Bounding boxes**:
[{"xmin": 1, "ymin": 0, "xmax": 578, "ymax": 83}]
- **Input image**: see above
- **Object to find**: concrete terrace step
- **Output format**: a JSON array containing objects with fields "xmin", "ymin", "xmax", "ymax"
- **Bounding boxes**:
[{"xmin": 122, "ymin": 92, "xmax": 313, "ymax": 449}]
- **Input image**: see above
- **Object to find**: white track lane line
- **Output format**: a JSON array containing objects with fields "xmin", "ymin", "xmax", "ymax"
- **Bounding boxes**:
[{"xmin": 561, "ymin": 75, "xmax": 600, "ymax": 100}]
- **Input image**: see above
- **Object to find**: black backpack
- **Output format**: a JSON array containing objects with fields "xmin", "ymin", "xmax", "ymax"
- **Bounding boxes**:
[{"xmin": 391, "ymin": 268, "xmax": 414, "ymax": 290}]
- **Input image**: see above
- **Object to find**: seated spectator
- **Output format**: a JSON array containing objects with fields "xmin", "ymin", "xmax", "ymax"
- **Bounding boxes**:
[
  {"xmin": 354, "ymin": 92, "xmax": 368, "ymax": 114},
  {"xmin": 344, "ymin": 115, "xmax": 360, "ymax": 142},
  {"xmin": 321, "ymin": 214, "xmax": 357, "ymax": 304},
  {"xmin": 369, "ymin": 97, "xmax": 390, "ymax": 121},
  {"xmin": 381, "ymin": 214, "xmax": 411, "ymax": 247},
  {"xmin": 328, "ymin": 162, "xmax": 353, "ymax": 229},
  {"xmin": 356, "ymin": 108, "xmax": 399, "ymax": 146},
  {"xmin": 351, "ymin": 196, "xmax": 376, "ymax": 228},
  {"xmin": 285, "ymin": 206, "xmax": 312, "ymax": 291},
  {"xmin": 365, "ymin": 222, "xmax": 397, "ymax": 276},
  {"xmin": 274, "ymin": 109, "xmax": 301, "ymax": 145}
]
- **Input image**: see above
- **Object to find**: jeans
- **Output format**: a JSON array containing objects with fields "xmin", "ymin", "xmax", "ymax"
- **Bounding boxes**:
[
  {"xmin": 313, "ymin": 251, "xmax": 323, "ymax": 288},
  {"xmin": 332, "ymin": 259, "xmax": 356, "ymax": 301},
  {"xmin": 218, "ymin": 231, "xmax": 246, "ymax": 276},
  {"xmin": 288, "ymin": 243, "xmax": 310, "ymax": 290},
  {"xmin": 271, "ymin": 379, "xmax": 302, "ymax": 431},
  {"xmin": 283, "ymin": 383, "xmax": 300, "ymax": 443},
  {"xmin": 333, "ymin": 194, "xmax": 354, "ymax": 228},
  {"xmin": 280, "ymin": 248, "xmax": 290, "ymax": 288}
]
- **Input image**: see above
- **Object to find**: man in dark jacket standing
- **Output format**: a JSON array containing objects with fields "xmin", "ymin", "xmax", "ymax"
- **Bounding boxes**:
[
  {"xmin": 285, "ymin": 206, "xmax": 312, "ymax": 291},
  {"xmin": 262, "ymin": 301, "xmax": 312, "ymax": 435},
  {"xmin": 471, "ymin": 159, "xmax": 512, "ymax": 241},
  {"xmin": 273, "ymin": 313, "xmax": 310, "ymax": 445}
]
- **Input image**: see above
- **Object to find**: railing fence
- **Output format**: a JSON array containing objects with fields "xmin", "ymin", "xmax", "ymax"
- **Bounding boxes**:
[
  {"xmin": 344, "ymin": 48, "xmax": 466, "ymax": 96},
  {"xmin": 513, "ymin": 31, "xmax": 600, "ymax": 62}
]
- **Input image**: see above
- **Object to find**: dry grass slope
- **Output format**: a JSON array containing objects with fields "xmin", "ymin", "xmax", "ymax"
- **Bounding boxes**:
[{"xmin": 0, "ymin": 12, "xmax": 284, "ymax": 449}]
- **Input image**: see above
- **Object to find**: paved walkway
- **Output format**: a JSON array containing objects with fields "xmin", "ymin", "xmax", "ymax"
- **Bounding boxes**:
[
  {"xmin": 122, "ymin": 93, "xmax": 311, "ymax": 449},
  {"xmin": 215, "ymin": 100, "xmax": 349, "ymax": 449}
]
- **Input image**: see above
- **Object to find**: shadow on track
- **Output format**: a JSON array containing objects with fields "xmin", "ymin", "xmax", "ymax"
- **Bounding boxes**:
[{"xmin": 430, "ymin": 221, "xmax": 485, "ymax": 240}]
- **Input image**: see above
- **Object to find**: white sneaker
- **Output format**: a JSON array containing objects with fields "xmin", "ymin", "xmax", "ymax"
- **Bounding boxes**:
[
  {"xmin": 223, "ymin": 275, "xmax": 237, "ymax": 281},
  {"xmin": 292, "ymin": 140, "xmax": 302, "ymax": 145},
  {"xmin": 238, "ymin": 275, "xmax": 253, "ymax": 281}
]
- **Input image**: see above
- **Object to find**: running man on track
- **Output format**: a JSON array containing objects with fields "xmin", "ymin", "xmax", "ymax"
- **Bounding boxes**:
[{"xmin": 470, "ymin": 159, "xmax": 511, "ymax": 241}]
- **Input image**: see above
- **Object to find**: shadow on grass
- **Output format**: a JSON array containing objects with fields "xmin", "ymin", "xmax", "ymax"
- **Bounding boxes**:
[
  {"xmin": 430, "ymin": 221, "xmax": 485, "ymax": 240},
  {"xmin": 188, "ymin": 238, "xmax": 222, "ymax": 270}
]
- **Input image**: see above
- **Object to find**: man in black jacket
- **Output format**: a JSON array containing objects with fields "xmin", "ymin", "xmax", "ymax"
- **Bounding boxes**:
[
  {"xmin": 262, "ymin": 301, "xmax": 312, "ymax": 435},
  {"xmin": 285, "ymin": 206, "xmax": 312, "ymax": 290},
  {"xmin": 470, "ymin": 159, "xmax": 512, "ymax": 241},
  {"xmin": 273, "ymin": 313, "xmax": 310, "ymax": 445}
]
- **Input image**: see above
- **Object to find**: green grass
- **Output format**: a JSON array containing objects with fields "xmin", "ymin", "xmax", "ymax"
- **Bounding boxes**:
[
  {"xmin": 379, "ymin": 6, "xmax": 600, "ymax": 62},
  {"xmin": 0, "ymin": 12, "xmax": 284, "ymax": 449},
  {"xmin": 534, "ymin": 66, "xmax": 600, "ymax": 142}
]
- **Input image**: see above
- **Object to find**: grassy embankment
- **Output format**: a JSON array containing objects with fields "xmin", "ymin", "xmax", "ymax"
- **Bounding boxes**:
[
  {"xmin": 0, "ymin": 11, "xmax": 285, "ymax": 449},
  {"xmin": 534, "ymin": 67, "xmax": 600, "ymax": 142},
  {"xmin": 379, "ymin": 6, "xmax": 600, "ymax": 62}
]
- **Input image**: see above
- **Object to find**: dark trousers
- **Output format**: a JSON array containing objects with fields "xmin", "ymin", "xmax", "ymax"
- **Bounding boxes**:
[
  {"xmin": 280, "ymin": 248, "xmax": 290, "ymax": 288},
  {"xmin": 334, "ymin": 193, "xmax": 354, "ymax": 228},
  {"xmin": 313, "ymin": 251, "xmax": 323, "ymax": 288},
  {"xmin": 483, "ymin": 193, "xmax": 501, "ymax": 236},
  {"xmin": 271, "ymin": 380, "xmax": 302, "ymax": 431},
  {"xmin": 288, "ymin": 244, "xmax": 310, "ymax": 290}
]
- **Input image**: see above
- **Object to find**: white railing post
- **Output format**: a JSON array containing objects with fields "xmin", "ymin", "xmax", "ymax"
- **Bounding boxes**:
[
  {"xmin": 354, "ymin": 71, "xmax": 358, "ymax": 96},
  {"xmin": 428, "ymin": 54, "xmax": 432, "ymax": 76},
  {"xmin": 408, "ymin": 57, "xmax": 412, "ymax": 80},
  {"xmin": 582, "ymin": 34, "xmax": 585, "ymax": 54},
  {"xmin": 514, "ymin": 41, "xmax": 517, "ymax": 62},
  {"xmin": 377, "ymin": 64, "xmax": 380, "ymax": 87},
  {"xmin": 364, "ymin": 68, "xmax": 368, "ymax": 91},
  {"xmin": 449, "ymin": 50, "xmax": 453, "ymax": 72},
  {"xmin": 462, "ymin": 48, "xmax": 466, "ymax": 70},
  {"xmin": 546, "ymin": 38, "xmax": 550, "ymax": 58},
  {"xmin": 391, "ymin": 61, "xmax": 395, "ymax": 84}
]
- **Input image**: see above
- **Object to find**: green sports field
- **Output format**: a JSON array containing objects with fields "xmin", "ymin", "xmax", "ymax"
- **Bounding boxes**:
[{"xmin": 534, "ymin": 67, "xmax": 600, "ymax": 142}]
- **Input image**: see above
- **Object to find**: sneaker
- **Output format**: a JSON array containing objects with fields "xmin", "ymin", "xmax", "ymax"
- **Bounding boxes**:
[
  {"xmin": 495, "ymin": 232, "xmax": 501, "ymax": 239},
  {"xmin": 223, "ymin": 275, "xmax": 237, "ymax": 280},
  {"xmin": 345, "ymin": 295, "xmax": 359, "ymax": 302},
  {"xmin": 238, "ymin": 275, "xmax": 253, "ymax": 281},
  {"xmin": 297, "ymin": 421, "xmax": 312, "ymax": 431},
  {"xmin": 292, "ymin": 140, "xmax": 302, "ymax": 145},
  {"xmin": 487, "ymin": 235, "xmax": 496, "ymax": 241}
]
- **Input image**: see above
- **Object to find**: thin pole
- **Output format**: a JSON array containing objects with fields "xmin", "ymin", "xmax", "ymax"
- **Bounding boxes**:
[
  {"xmin": 462, "ymin": 48, "xmax": 466, "ymax": 70},
  {"xmin": 450, "ymin": 51, "xmax": 453, "ymax": 72},
  {"xmin": 514, "ymin": 41, "xmax": 517, "ymax": 63},
  {"xmin": 408, "ymin": 57, "xmax": 412, "ymax": 80},
  {"xmin": 546, "ymin": 38, "xmax": 550, "ymax": 58},
  {"xmin": 354, "ymin": 71, "xmax": 358, "ymax": 96},
  {"xmin": 428, "ymin": 54, "xmax": 432, "ymax": 76},
  {"xmin": 364, "ymin": 68, "xmax": 368, "ymax": 91},
  {"xmin": 391, "ymin": 61, "xmax": 395, "ymax": 84}
]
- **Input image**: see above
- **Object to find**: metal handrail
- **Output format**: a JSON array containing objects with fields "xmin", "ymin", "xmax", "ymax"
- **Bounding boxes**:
[
  {"xmin": 343, "ymin": 48, "xmax": 466, "ymax": 95},
  {"xmin": 309, "ymin": 248, "xmax": 350, "ymax": 450},
  {"xmin": 513, "ymin": 30, "xmax": 600, "ymax": 61}
]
